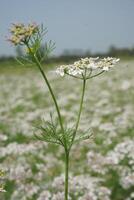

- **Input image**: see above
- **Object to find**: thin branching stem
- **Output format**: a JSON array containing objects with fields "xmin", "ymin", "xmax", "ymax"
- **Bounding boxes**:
[
  {"xmin": 34, "ymin": 56, "xmax": 67, "ymax": 148},
  {"xmin": 69, "ymin": 77, "xmax": 86, "ymax": 150},
  {"xmin": 26, "ymin": 43, "xmax": 70, "ymax": 200},
  {"xmin": 65, "ymin": 72, "xmax": 83, "ymax": 80},
  {"xmin": 64, "ymin": 76, "xmax": 86, "ymax": 200},
  {"xmin": 75, "ymin": 79, "xmax": 86, "ymax": 136},
  {"xmin": 26, "ymin": 43, "xmax": 67, "ymax": 150},
  {"xmin": 86, "ymin": 70, "xmax": 104, "ymax": 79}
]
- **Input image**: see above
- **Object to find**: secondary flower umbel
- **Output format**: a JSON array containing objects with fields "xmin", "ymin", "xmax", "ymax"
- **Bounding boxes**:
[
  {"xmin": 56, "ymin": 57, "xmax": 120, "ymax": 79},
  {"xmin": 8, "ymin": 23, "xmax": 39, "ymax": 45}
]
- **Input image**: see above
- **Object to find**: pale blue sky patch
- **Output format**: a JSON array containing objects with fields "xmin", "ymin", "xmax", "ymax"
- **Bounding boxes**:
[{"xmin": 0, "ymin": 0, "xmax": 134, "ymax": 56}]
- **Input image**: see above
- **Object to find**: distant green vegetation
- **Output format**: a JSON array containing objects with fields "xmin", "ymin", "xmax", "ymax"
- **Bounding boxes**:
[{"xmin": 1, "ymin": 45, "xmax": 134, "ymax": 69}]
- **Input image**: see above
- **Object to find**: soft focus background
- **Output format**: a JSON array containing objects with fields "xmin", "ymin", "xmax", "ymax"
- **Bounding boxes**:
[{"xmin": 0, "ymin": 1, "xmax": 134, "ymax": 200}]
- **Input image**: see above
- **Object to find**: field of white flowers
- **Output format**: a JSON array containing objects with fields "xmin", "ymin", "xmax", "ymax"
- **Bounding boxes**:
[{"xmin": 0, "ymin": 60, "xmax": 134, "ymax": 200}]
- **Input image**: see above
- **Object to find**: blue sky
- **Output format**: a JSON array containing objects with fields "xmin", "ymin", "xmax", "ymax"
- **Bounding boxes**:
[{"xmin": 0, "ymin": 0, "xmax": 134, "ymax": 56}]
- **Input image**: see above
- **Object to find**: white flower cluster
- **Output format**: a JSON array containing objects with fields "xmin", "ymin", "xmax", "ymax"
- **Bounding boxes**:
[
  {"xmin": 11, "ymin": 183, "xmax": 40, "ymax": 200},
  {"xmin": 0, "ymin": 142, "xmax": 45, "ymax": 158},
  {"xmin": 9, "ymin": 163, "xmax": 32, "ymax": 181},
  {"xmin": 87, "ymin": 139, "xmax": 134, "ymax": 190},
  {"xmin": 120, "ymin": 170, "xmax": 134, "ymax": 189},
  {"xmin": 37, "ymin": 190, "xmax": 51, "ymax": 200},
  {"xmin": 52, "ymin": 174, "xmax": 111, "ymax": 200},
  {"xmin": 88, "ymin": 139, "xmax": 134, "ymax": 167},
  {"xmin": 56, "ymin": 57, "xmax": 120, "ymax": 77}
]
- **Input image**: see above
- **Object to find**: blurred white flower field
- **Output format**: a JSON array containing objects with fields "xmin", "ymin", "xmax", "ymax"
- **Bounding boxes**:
[{"xmin": 0, "ymin": 60, "xmax": 134, "ymax": 200}]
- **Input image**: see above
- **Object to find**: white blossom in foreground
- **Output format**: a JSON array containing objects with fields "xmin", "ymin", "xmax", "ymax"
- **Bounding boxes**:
[
  {"xmin": 56, "ymin": 57, "xmax": 120, "ymax": 78},
  {"xmin": 37, "ymin": 190, "xmax": 51, "ymax": 200}
]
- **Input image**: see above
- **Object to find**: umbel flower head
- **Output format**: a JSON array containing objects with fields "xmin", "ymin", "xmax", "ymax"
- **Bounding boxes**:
[
  {"xmin": 8, "ymin": 23, "xmax": 39, "ymax": 45},
  {"xmin": 8, "ymin": 23, "xmax": 55, "ymax": 63},
  {"xmin": 56, "ymin": 57, "xmax": 120, "ymax": 79}
]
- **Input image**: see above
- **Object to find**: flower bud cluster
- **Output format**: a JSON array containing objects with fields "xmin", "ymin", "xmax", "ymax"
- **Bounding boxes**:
[
  {"xmin": 56, "ymin": 57, "xmax": 120, "ymax": 77},
  {"xmin": 8, "ymin": 23, "xmax": 38, "ymax": 45}
]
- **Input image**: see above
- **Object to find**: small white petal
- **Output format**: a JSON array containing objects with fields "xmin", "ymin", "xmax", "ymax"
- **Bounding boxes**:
[{"xmin": 103, "ymin": 66, "xmax": 109, "ymax": 71}]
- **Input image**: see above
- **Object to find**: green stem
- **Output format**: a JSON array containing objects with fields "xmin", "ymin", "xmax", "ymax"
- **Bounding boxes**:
[
  {"xmin": 64, "ymin": 79, "xmax": 86, "ymax": 199},
  {"xmin": 70, "ymin": 78, "xmax": 86, "ymax": 148},
  {"xmin": 65, "ymin": 151, "xmax": 69, "ymax": 200},
  {"xmin": 33, "ymin": 55, "xmax": 64, "ymax": 132},
  {"xmin": 34, "ymin": 58, "xmax": 69, "ymax": 199},
  {"xmin": 26, "ymin": 45, "xmax": 67, "ymax": 148}
]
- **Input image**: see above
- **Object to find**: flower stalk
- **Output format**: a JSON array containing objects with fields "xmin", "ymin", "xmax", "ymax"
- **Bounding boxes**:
[
  {"xmin": 65, "ymin": 151, "xmax": 69, "ymax": 200},
  {"xmin": 25, "ymin": 43, "xmax": 68, "ymax": 149},
  {"xmin": 70, "ymin": 78, "xmax": 86, "ymax": 150}
]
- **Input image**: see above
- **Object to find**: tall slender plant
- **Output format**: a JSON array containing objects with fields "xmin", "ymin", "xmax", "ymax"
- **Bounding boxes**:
[{"xmin": 8, "ymin": 23, "xmax": 119, "ymax": 200}]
